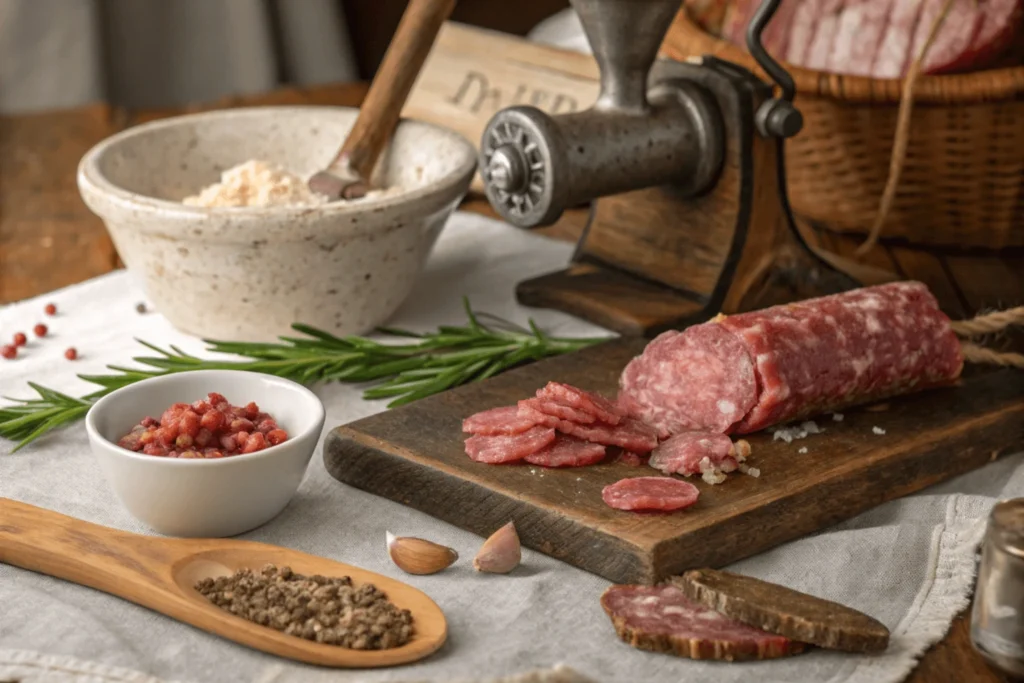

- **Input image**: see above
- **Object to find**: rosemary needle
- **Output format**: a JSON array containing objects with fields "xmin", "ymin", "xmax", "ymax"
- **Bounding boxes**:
[{"xmin": 0, "ymin": 297, "xmax": 605, "ymax": 452}]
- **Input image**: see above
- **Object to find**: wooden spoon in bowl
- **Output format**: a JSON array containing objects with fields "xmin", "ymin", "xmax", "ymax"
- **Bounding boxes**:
[
  {"xmin": 309, "ymin": 0, "xmax": 457, "ymax": 201},
  {"xmin": 0, "ymin": 498, "xmax": 447, "ymax": 668}
]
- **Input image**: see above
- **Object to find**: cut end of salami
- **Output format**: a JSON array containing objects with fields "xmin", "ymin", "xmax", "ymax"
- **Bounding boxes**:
[
  {"xmin": 618, "ymin": 323, "xmax": 757, "ymax": 437},
  {"xmin": 601, "ymin": 477, "xmax": 700, "ymax": 512},
  {"xmin": 465, "ymin": 426, "xmax": 556, "ymax": 464},
  {"xmin": 600, "ymin": 584, "xmax": 808, "ymax": 661},
  {"xmin": 524, "ymin": 434, "xmax": 607, "ymax": 468}
]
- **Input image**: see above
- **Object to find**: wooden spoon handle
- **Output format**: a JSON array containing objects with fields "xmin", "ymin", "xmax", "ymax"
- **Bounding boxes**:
[
  {"xmin": 0, "ymin": 498, "xmax": 177, "ymax": 597},
  {"xmin": 332, "ymin": 0, "xmax": 457, "ymax": 179}
]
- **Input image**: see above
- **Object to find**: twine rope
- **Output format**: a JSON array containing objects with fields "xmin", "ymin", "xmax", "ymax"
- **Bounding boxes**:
[
  {"xmin": 856, "ymin": 0, "xmax": 958, "ymax": 257},
  {"xmin": 952, "ymin": 306, "xmax": 1024, "ymax": 368}
]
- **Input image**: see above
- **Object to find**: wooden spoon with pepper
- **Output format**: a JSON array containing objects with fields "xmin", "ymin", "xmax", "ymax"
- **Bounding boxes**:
[
  {"xmin": 309, "ymin": 0, "xmax": 457, "ymax": 200},
  {"xmin": 0, "ymin": 498, "xmax": 446, "ymax": 668}
]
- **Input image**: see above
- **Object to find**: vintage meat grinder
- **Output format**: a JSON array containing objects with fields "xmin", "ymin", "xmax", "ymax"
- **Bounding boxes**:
[{"xmin": 479, "ymin": 0, "xmax": 859, "ymax": 336}]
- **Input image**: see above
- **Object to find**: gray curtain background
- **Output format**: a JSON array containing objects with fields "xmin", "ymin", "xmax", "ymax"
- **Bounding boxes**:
[{"xmin": 0, "ymin": 0, "xmax": 359, "ymax": 114}]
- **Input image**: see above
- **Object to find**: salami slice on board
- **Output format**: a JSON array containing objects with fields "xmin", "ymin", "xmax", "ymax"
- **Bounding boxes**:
[
  {"xmin": 600, "ymin": 584, "xmax": 808, "ymax": 661},
  {"xmin": 523, "ymin": 434, "xmax": 607, "ymax": 468},
  {"xmin": 518, "ymin": 404, "xmax": 659, "ymax": 453},
  {"xmin": 675, "ymin": 569, "xmax": 890, "ymax": 653},
  {"xmin": 463, "ymin": 406, "xmax": 539, "ymax": 436},
  {"xmin": 464, "ymin": 426, "xmax": 556, "ymax": 464},
  {"xmin": 649, "ymin": 432, "xmax": 738, "ymax": 476},
  {"xmin": 536, "ymin": 382, "xmax": 624, "ymax": 425},
  {"xmin": 518, "ymin": 397, "xmax": 597, "ymax": 425},
  {"xmin": 601, "ymin": 477, "xmax": 700, "ymax": 512}
]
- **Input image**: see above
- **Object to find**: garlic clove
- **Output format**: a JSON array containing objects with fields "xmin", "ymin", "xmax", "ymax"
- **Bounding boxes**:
[
  {"xmin": 473, "ymin": 521, "xmax": 521, "ymax": 574},
  {"xmin": 733, "ymin": 439, "xmax": 752, "ymax": 461},
  {"xmin": 386, "ymin": 531, "xmax": 458, "ymax": 575}
]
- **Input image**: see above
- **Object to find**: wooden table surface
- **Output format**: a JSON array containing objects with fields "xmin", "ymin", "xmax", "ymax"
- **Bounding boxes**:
[{"xmin": 0, "ymin": 82, "xmax": 1012, "ymax": 683}]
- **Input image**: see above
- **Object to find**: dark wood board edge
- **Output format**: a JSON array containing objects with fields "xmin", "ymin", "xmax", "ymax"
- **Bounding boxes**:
[
  {"xmin": 651, "ymin": 393, "xmax": 1023, "ymax": 580},
  {"xmin": 323, "ymin": 430, "xmax": 660, "ymax": 584}
]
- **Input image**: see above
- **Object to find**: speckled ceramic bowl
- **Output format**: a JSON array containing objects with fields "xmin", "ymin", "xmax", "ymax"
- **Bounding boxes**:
[{"xmin": 77, "ymin": 106, "xmax": 477, "ymax": 342}]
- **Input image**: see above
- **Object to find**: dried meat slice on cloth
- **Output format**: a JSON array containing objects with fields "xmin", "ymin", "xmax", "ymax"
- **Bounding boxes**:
[
  {"xmin": 523, "ymin": 434, "xmax": 607, "ymax": 468},
  {"xmin": 601, "ymin": 477, "xmax": 700, "ymax": 512},
  {"xmin": 600, "ymin": 584, "xmax": 808, "ymax": 661},
  {"xmin": 464, "ymin": 426, "xmax": 556, "ymax": 464}
]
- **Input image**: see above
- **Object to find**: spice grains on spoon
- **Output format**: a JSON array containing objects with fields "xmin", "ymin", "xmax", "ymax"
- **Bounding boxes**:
[{"xmin": 195, "ymin": 563, "xmax": 414, "ymax": 649}]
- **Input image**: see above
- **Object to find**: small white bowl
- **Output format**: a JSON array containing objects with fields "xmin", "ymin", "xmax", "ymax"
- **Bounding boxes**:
[
  {"xmin": 85, "ymin": 370, "xmax": 326, "ymax": 537},
  {"xmin": 77, "ymin": 106, "xmax": 477, "ymax": 342}
]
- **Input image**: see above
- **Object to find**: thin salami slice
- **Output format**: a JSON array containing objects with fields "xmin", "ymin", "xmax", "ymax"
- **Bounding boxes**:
[
  {"xmin": 601, "ymin": 477, "xmax": 700, "ymax": 512},
  {"xmin": 518, "ymin": 404, "xmax": 659, "ymax": 453},
  {"xmin": 464, "ymin": 426, "xmax": 556, "ymax": 464},
  {"xmin": 463, "ymin": 406, "xmax": 540, "ymax": 436},
  {"xmin": 600, "ymin": 584, "xmax": 807, "ymax": 661},
  {"xmin": 560, "ymin": 417, "xmax": 659, "ymax": 453},
  {"xmin": 649, "ymin": 432, "xmax": 738, "ymax": 477},
  {"xmin": 523, "ymin": 434, "xmax": 607, "ymax": 468},
  {"xmin": 537, "ymin": 382, "xmax": 624, "ymax": 425},
  {"xmin": 518, "ymin": 397, "xmax": 596, "ymax": 425}
]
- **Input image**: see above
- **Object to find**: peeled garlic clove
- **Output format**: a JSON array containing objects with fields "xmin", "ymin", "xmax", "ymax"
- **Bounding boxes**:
[
  {"xmin": 473, "ymin": 521, "xmax": 521, "ymax": 574},
  {"xmin": 386, "ymin": 531, "xmax": 458, "ymax": 575}
]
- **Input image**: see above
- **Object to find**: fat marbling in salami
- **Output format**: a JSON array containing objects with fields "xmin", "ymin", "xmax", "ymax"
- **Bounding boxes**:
[{"xmin": 618, "ymin": 281, "xmax": 963, "ymax": 436}]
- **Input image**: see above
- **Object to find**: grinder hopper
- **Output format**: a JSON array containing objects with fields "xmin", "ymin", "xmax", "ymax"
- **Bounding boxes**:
[{"xmin": 479, "ymin": 0, "xmax": 859, "ymax": 336}]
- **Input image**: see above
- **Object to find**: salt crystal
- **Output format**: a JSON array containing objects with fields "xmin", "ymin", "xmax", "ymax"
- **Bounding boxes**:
[
  {"xmin": 833, "ymin": 413, "xmax": 844, "ymax": 422},
  {"xmin": 702, "ymin": 469, "xmax": 727, "ymax": 485},
  {"xmin": 872, "ymin": 426, "xmax": 886, "ymax": 435},
  {"xmin": 801, "ymin": 420, "xmax": 822, "ymax": 434},
  {"xmin": 798, "ymin": 446, "xmax": 808, "ymax": 454}
]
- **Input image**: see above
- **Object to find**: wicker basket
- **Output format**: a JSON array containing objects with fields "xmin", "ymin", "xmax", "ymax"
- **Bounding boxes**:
[{"xmin": 662, "ymin": 11, "xmax": 1024, "ymax": 250}]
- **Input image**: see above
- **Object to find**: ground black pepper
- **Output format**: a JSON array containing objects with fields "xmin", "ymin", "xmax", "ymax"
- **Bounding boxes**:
[{"xmin": 195, "ymin": 564, "xmax": 414, "ymax": 649}]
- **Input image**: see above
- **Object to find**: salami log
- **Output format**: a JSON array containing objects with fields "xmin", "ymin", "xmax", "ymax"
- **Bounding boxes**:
[{"xmin": 619, "ymin": 281, "xmax": 964, "ymax": 436}]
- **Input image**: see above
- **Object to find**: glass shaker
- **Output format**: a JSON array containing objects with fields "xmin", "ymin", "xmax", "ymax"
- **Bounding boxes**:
[{"xmin": 971, "ymin": 498, "xmax": 1024, "ymax": 679}]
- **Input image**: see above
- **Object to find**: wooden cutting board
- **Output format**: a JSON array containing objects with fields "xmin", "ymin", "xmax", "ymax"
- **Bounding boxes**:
[{"xmin": 324, "ymin": 341, "xmax": 1024, "ymax": 584}]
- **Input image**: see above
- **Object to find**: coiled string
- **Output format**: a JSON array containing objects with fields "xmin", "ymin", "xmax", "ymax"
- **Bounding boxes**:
[{"xmin": 950, "ymin": 306, "xmax": 1024, "ymax": 369}]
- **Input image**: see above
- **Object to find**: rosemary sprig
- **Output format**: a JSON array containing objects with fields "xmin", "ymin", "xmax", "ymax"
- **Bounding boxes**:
[{"xmin": 0, "ymin": 297, "xmax": 605, "ymax": 452}]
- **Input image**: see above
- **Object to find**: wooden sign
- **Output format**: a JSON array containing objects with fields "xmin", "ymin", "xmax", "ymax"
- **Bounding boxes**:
[{"xmin": 401, "ymin": 22, "xmax": 600, "ymax": 192}]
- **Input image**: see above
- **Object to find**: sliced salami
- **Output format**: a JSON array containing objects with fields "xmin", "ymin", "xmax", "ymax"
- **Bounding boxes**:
[
  {"xmin": 464, "ymin": 426, "xmax": 556, "ymax": 464},
  {"xmin": 560, "ymin": 417, "xmax": 659, "ymax": 453},
  {"xmin": 618, "ymin": 321, "xmax": 757, "ymax": 437},
  {"xmin": 600, "ymin": 584, "xmax": 807, "ymax": 661},
  {"xmin": 649, "ymin": 432, "xmax": 738, "ymax": 477},
  {"xmin": 601, "ymin": 477, "xmax": 700, "ymax": 512},
  {"xmin": 462, "ymin": 406, "xmax": 539, "ymax": 436},
  {"xmin": 518, "ymin": 397, "xmax": 596, "ymax": 425},
  {"xmin": 537, "ymin": 382, "xmax": 624, "ymax": 425},
  {"xmin": 523, "ymin": 434, "xmax": 607, "ymax": 468}
]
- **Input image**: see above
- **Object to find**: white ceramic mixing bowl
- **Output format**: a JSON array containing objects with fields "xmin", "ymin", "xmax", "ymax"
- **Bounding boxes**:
[
  {"xmin": 77, "ymin": 106, "xmax": 477, "ymax": 342},
  {"xmin": 85, "ymin": 370, "xmax": 326, "ymax": 537}
]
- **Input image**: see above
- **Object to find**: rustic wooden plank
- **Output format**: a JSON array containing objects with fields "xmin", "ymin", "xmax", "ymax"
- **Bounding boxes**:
[{"xmin": 324, "ymin": 338, "xmax": 1024, "ymax": 585}]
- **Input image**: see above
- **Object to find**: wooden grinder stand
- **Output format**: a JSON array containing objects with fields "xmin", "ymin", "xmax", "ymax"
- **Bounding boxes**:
[{"xmin": 478, "ymin": 0, "xmax": 858, "ymax": 337}]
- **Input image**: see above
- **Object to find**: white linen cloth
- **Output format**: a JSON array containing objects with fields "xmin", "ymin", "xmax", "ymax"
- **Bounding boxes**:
[{"xmin": 1, "ymin": 212, "xmax": 1021, "ymax": 683}]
